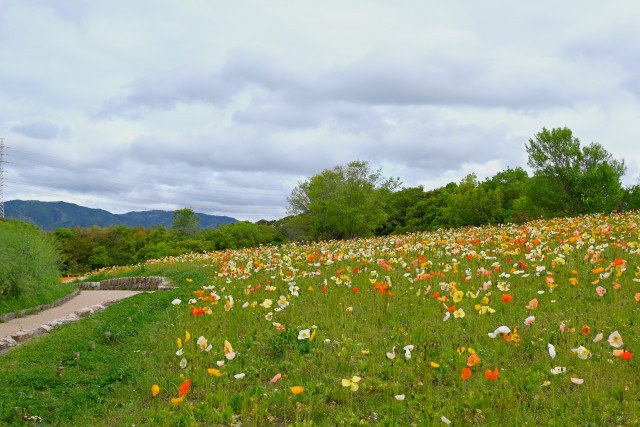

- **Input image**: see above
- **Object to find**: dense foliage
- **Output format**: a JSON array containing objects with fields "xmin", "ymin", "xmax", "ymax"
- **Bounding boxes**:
[
  {"xmin": 0, "ymin": 219, "xmax": 74, "ymax": 314},
  {"xmin": 52, "ymin": 221, "xmax": 286, "ymax": 275}
]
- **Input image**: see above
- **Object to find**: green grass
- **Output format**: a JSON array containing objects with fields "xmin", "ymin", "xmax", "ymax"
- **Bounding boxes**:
[
  {"xmin": 0, "ymin": 280, "xmax": 76, "ymax": 317},
  {"xmin": 1, "ymin": 213, "xmax": 639, "ymax": 426}
]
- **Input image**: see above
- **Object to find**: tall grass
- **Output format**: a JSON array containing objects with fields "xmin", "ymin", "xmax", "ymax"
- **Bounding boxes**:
[{"xmin": 0, "ymin": 220, "xmax": 74, "ymax": 315}]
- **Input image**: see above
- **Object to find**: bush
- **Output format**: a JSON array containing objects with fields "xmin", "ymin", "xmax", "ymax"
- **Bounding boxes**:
[{"xmin": 0, "ymin": 219, "xmax": 62, "ymax": 299}]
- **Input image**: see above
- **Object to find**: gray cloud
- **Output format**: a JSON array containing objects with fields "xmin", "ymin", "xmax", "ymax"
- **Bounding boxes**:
[
  {"xmin": 3, "ymin": 1, "xmax": 640, "ymax": 222},
  {"xmin": 10, "ymin": 121, "xmax": 63, "ymax": 140}
]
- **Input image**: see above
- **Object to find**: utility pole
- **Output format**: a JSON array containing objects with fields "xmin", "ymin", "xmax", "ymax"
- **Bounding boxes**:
[{"xmin": 0, "ymin": 138, "xmax": 4, "ymax": 219}]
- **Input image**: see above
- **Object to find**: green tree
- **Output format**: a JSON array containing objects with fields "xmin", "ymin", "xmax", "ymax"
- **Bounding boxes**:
[
  {"xmin": 171, "ymin": 208, "xmax": 201, "ymax": 237},
  {"xmin": 287, "ymin": 160, "xmax": 400, "ymax": 240},
  {"xmin": 526, "ymin": 127, "xmax": 626, "ymax": 216}
]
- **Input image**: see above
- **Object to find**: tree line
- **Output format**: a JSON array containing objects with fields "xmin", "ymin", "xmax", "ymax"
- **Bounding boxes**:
[
  {"xmin": 53, "ymin": 214, "xmax": 285, "ymax": 274},
  {"xmin": 285, "ymin": 127, "xmax": 639, "ymax": 239},
  {"xmin": 51, "ymin": 127, "xmax": 640, "ymax": 274}
]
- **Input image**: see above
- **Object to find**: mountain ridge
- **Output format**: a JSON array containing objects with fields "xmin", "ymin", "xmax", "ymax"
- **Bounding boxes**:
[{"xmin": 4, "ymin": 200, "xmax": 238, "ymax": 231}]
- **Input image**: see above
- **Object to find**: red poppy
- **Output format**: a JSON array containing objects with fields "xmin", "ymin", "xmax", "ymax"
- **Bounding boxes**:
[
  {"xmin": 461, "ymin": 367, "xmax": 472, "ymax": 380},
  {"xmin": 485, "ymin": 368, "xmax": 499, "ymax": 381},
  {"xmin": 621, "ymin": 351, "xmax": 633, "ymax": 360},
  {"xmin": 502, "ymin": 294, "xmax": 513, "ymax": 303},
  {"xmin": 448, "ymin": 305, "xmax": 457, "ymax": 313},
  {"xmin": 352, "ymin": 287, "xmax": 359, "ymax": 293},
  {"xmin": 178, "ymin": 379, "xmax": 191, "ymax": 397},
  {"xmin": 581, "ymin": 325, "xmax": 591, "ymax": 335},
  {"xmin": 191, "ymin": 306, "xmax": 207, "ymax": 316}
]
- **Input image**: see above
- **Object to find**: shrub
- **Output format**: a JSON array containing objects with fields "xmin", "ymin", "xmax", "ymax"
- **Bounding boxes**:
[{"xmin": 0, "ymin": 219, "xmax": 61, "ymax": 299}]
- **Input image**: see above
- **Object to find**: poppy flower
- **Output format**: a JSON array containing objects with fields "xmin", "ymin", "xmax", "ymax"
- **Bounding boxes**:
[
  {"xmin": 524, "ymin": 316, "xmax": 535, "ymax": 326},
  {"xmin": 488, "ymin": 325, "xmax": 511, "ymax": 338},
  {"xmin": 224, "ymin": 340, "xmax": 236, "ymax": 360},
  {"xmin": 298, "ymin": 329, "xmax": 311, "ymax": 340},
  {"xmin": 403, "ymin": 345, "xmax": 414, "ymax": 360},
  {"xmin": 341, "ymin": 376, "xmax": 362, "ymax": 391},
  {"xmin": 151, "ymin": 384, "xmax": 160, "ymax": 397},
  {"xmin": 608, "ymin": 331, "xmax": 623, "ymax": 348},
  {"xmin": 485, "ymin": 368, "xmax": 499, "ymax": 381},
  {"xmin": 461, "ymin": 367, "xmax": 472, "ymax": 380},
  {"xmin": 290, "ymin": 386, "xmax": 304, "ymax": 395},
  {"xmin": 178, "ymin": 379, "xmax": 191, "ymax": 397},
  {"xmin": 453, "ymin": 291, "xmax": 464, "ymax": 303},
  {"xmin": 596, "ymin": 286, "xmax": 606, "ymax": 297},
  {"xmin": 386, "ymin": 347, "xmax": 396, "ymax": 360},
  {"xmin": 171, "ymin": 396, "xmax": 184, "ymax": 404},
  {"xmin": 466, "ymin": 354, "xmax": 480, "ymax": 367},
  {"xmin": 270, "ymin": 373, "xmax": 282, "ymax": 383},
  {"xmin": 581, "ymin": 325, "xmax": 591, "ymax": 335},
  {"xmin": 620, "ymin": 351, "xmax": 633, "ymax": 360},
  {"xmin": 501, "ymin": 294, "xmax": 513, "ymax": 303},
  {"xmin": 547, "ymin": 343, "xmax": 556, "ymax": 359},
  {"xmin": 570, "ymin": 377, "xmax": 584, "ymax": 385},
  {"xmin": 208, "ymin": 368, "xmax": 222, "ymax": 377},
  {"xmin": 526, "ymin": 298, "xmax": 538, "ymax": 310},
  {"xmin": 394, "ymin": 394, "xmax": 405, "ymax": 401},
  {"xmin": 571, "ymin": 346, "xmax": 591, "ymax": 360}
]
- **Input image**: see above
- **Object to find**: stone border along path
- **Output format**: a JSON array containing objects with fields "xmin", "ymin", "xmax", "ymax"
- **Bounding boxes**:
[{"xmin": 0, "ymin": 276, "xmax": 175, "ymax": 354}]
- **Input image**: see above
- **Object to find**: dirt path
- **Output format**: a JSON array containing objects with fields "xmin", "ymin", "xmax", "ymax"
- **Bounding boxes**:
[{"xmin": 0, "ymin": 290, "xmax": 141, "ymax": 340}]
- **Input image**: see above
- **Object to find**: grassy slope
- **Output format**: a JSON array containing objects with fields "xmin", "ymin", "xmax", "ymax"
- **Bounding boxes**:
[
  {"xmin": 0, "ymin": 281, "xmax": 77, "ymax": 317},
  {"xmin": 1, "ymin": 213, "xmax": 639, "ymax": 426}
]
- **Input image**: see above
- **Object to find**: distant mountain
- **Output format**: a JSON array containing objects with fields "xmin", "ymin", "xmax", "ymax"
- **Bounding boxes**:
[{"xmin": 4, "ymin": 200, "xmax": 238, "ymax": 231}]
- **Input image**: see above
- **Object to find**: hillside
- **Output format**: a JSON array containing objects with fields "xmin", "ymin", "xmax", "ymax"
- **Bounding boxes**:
[{"xmin": 4, "ymin": 200, "xmax": 238, "ymax": 231}]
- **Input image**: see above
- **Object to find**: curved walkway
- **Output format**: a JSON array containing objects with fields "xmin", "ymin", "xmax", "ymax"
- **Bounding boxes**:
[{"xmin": 0, "ymin": 290, "xmax": 140, "ymax": 343}]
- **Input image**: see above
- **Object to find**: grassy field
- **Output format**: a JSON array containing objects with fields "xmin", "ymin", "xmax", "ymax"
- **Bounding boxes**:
[{"xmin": 1, "ymin": 212, "xmax": 639, "ymax": 426}]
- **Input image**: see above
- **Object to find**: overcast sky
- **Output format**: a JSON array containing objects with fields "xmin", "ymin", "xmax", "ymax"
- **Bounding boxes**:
[{"xmin": 1, "ymin": 1, "xmax": 639, "ymax": 221}]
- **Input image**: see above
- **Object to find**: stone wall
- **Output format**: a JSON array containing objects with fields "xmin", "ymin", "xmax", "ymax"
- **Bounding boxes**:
[
  {"xmin": 78, "ymin": 276, "xmax": 174, "ymax": 291},
  {"xmin": 0, "ymin": 289, "xmax": 80, "ymax": 323}
]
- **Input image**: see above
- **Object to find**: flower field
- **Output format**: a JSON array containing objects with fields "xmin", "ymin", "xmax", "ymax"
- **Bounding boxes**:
[
  {"xmin": 134, "ymin": 212, "xmax": 639, "ymax": 425},
  {"xmin": 3, "ymin": 212, "xmax": 640, "ymax": 425}
]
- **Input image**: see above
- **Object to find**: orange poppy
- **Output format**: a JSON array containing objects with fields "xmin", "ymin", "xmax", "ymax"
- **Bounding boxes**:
[
  {"xmin": 466, "ymin": 354, "xmax": 480, "ymax": 367},
  {"xmin": 290, "ymin": 386, "xmax": 304, "ymax": 394},
  {"xmin": 581, "ymin": 325, "xmax": 591, "ymax": 335},
  {"xmin": 178, "ymin": 379, "xmax": 191, "ymax": 397},
  {"xmin": 485, "ymin": 368, "xmax": 499, "ymax": 381},
  {"xmin": 502, "ymin": 294, "xmax": 513, "ymax": 303},
  {"xmin": 461, "ymin": 367, "xmax": 472, "ymax": 380},
  {"xmin": 621, "ymin": 351, "xmax": 633, "ymax": 360}
]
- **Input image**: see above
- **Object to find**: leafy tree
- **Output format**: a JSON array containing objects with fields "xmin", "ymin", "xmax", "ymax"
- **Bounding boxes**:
[
  {"xmin": 287, "ymin": 161, "xmax": 400, "ymax": 240},
  {"xmin": 171, "ymin": 208, "xmax": 201, "ymax": 237},
  {"xmin": 379, "ymin": 186, "xmax": 427, "ymax": 234},
  {"xmin": 526, "ymin": 127, "xmax": 626, "ymax": 216},
  {"xmin": 622, "ymin": 184, "xmax": 640, "ymax": 210}
]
